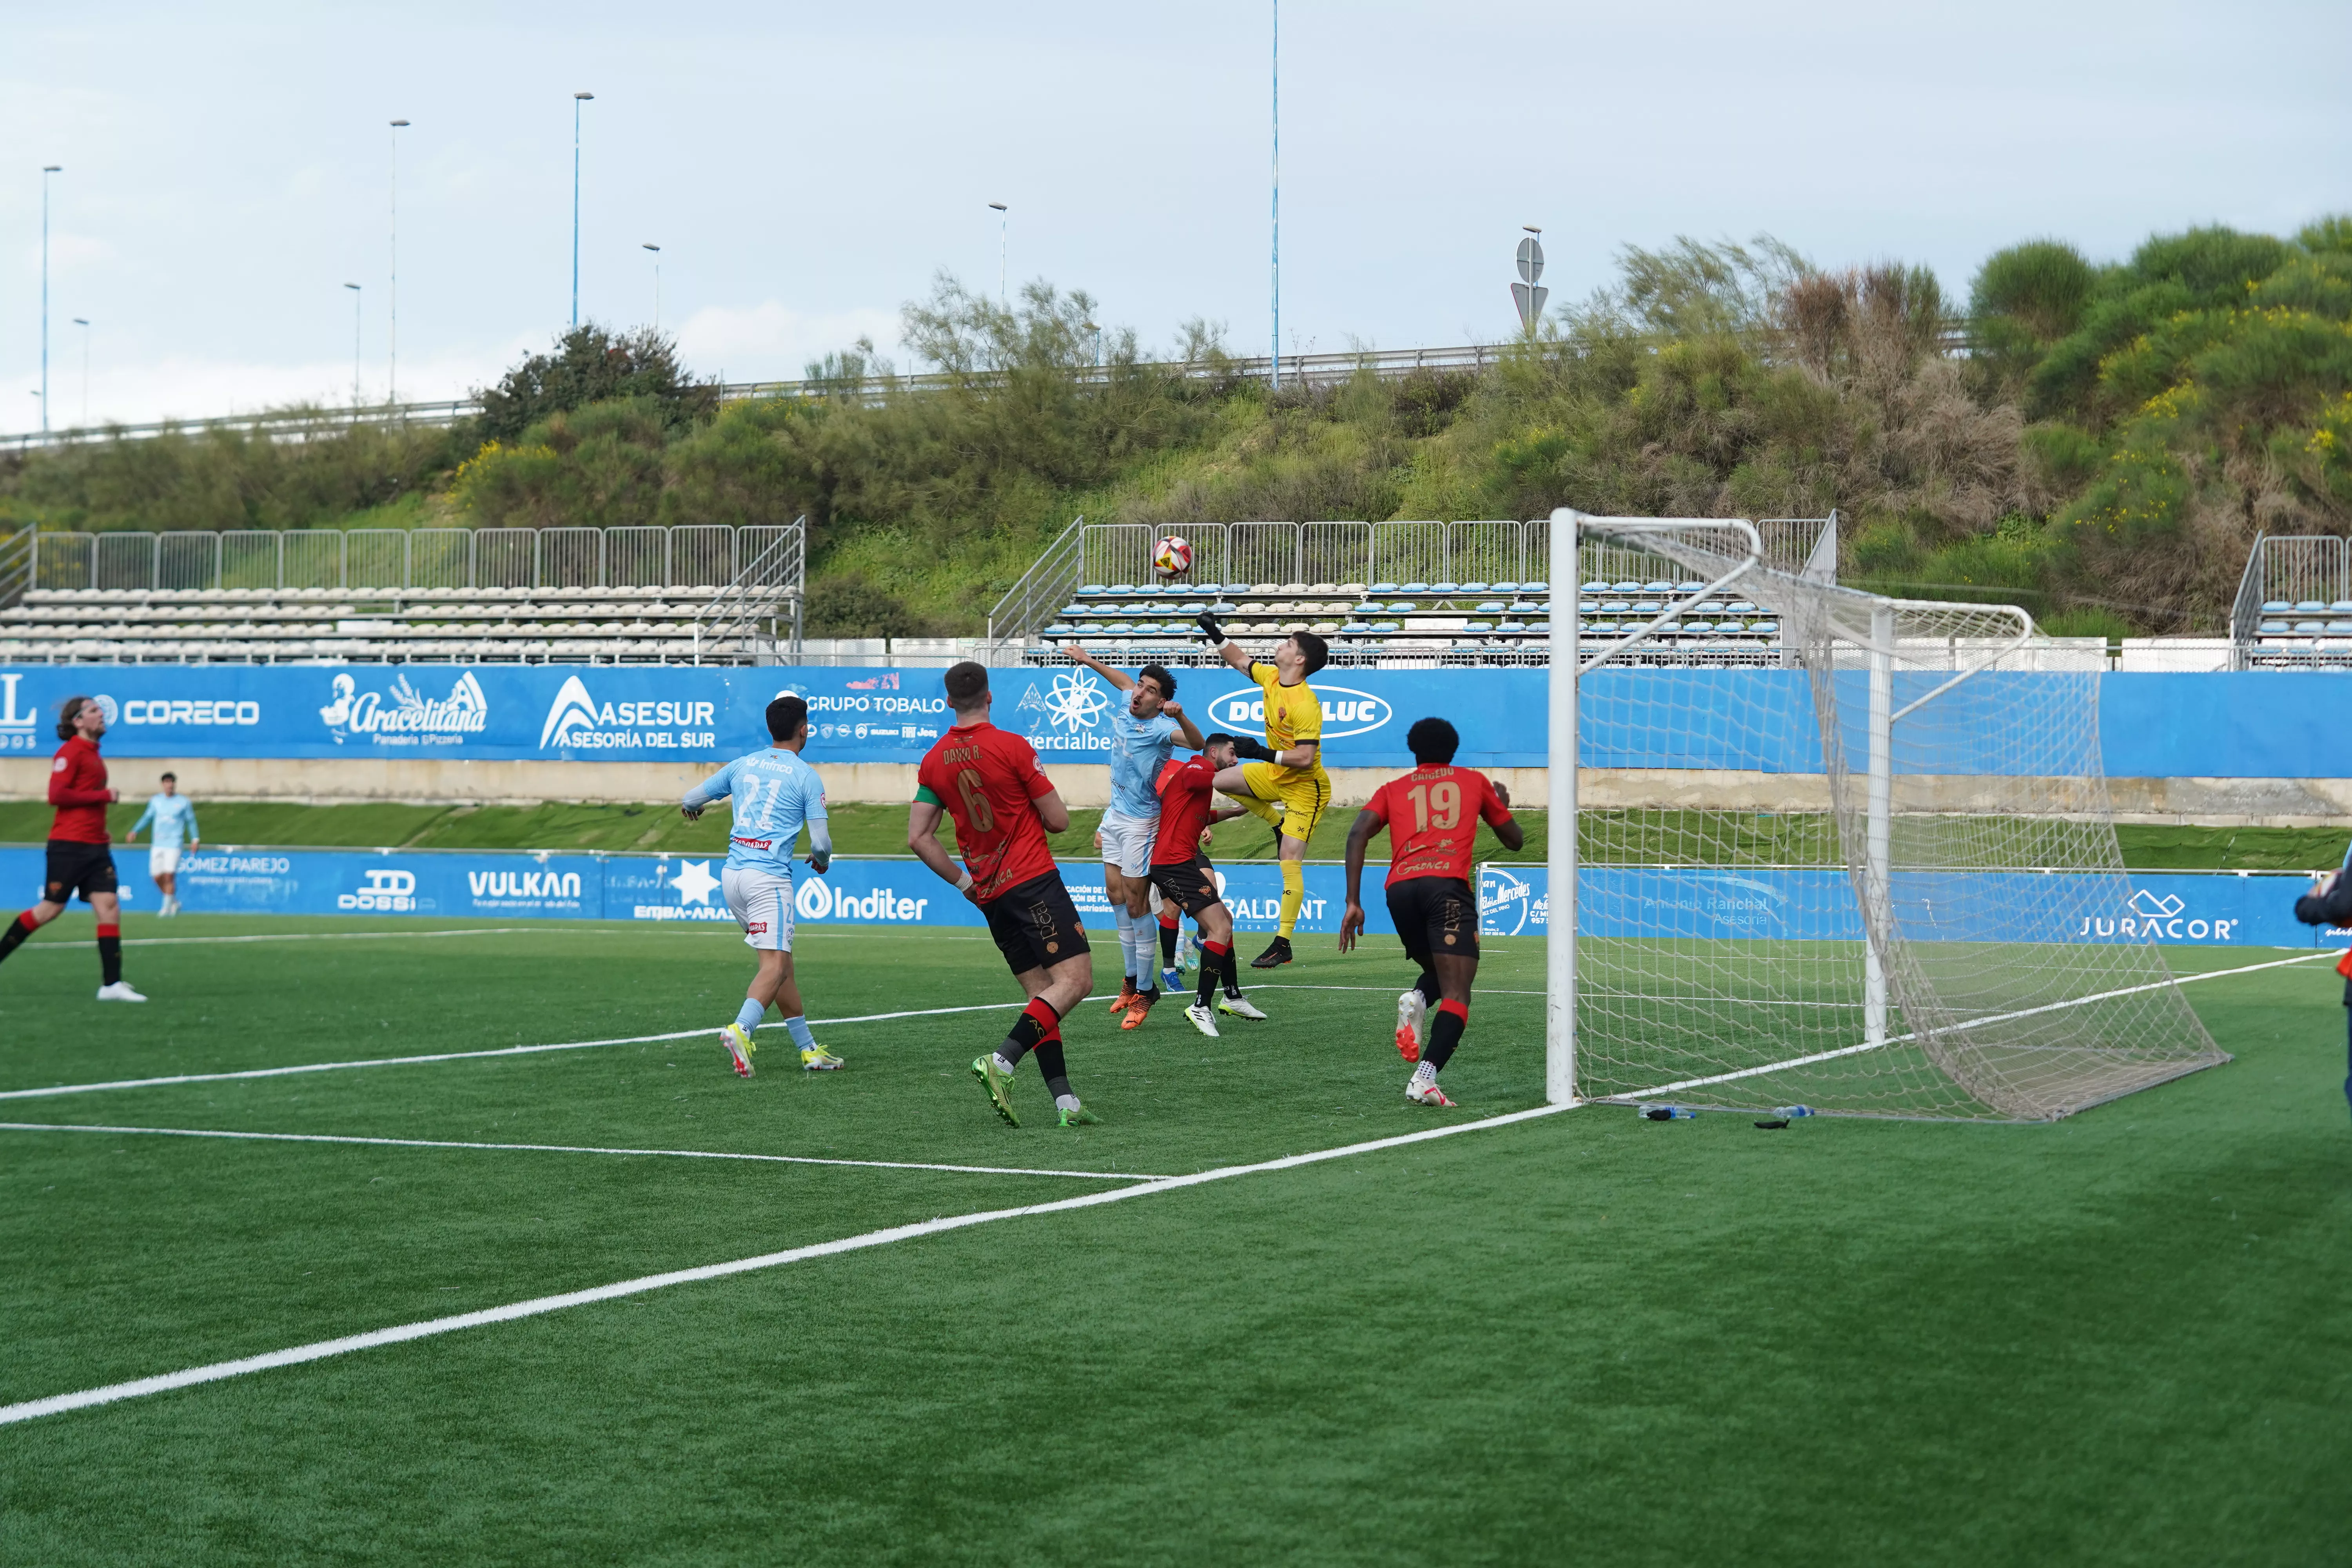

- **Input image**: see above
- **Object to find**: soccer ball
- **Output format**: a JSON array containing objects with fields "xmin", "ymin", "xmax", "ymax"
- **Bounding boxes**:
[{"xmin": 1152, "ymin": 535, "xmax": 1194, "ymax": 578}]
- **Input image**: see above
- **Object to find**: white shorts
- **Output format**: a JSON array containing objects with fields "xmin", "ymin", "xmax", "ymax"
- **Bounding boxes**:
[
  {"xmin": 1098, "ymin": 809, "xmax": 1158, "ymax": 879},
  {"xmin": 722, "ymin": 867, "xmax": 795, "ymax": 952},
  {"xmin": 149, "ymin": 846, "xmax": 181, "ymax": 877}
]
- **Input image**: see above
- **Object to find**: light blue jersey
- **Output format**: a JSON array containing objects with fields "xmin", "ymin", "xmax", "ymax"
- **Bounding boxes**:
[
  {"xmin": 131, "ymin": 792, "xmax": 199, "ymax": 849},
  {"xmin": 1108, "ymin": 710, "xmax": 1181, "ymax": 819},
  {"xmin": 684, "ymin": 747, "xmax": 829, "ymax": 876}
]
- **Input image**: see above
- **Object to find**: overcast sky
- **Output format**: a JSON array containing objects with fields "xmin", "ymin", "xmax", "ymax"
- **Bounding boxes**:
[{"xmin": 3, "ymin": 0, "xmax": 2347, "ymax": 432}]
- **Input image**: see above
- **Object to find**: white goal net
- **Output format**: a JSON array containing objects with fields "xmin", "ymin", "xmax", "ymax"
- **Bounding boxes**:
[{"xmin": 1539, "ymin": 511, "xmax": 2227, "ymax": 1120}]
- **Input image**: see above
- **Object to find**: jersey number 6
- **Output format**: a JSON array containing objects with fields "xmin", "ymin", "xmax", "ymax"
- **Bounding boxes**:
[{"xmin": 955, "ymin": 769, "xmax": 996, "ymax": 833}]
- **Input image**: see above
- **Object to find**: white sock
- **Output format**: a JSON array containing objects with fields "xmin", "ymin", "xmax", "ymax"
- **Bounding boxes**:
[
  {"xmin": 1113, "ymin": 906, "xmax": 1136, "ymax": 984},
  {"xmin": 992, "ymin": 1052, "xmax": 1018, "ymax": 1076},
  {"xmin": 1131, "ymin": 925, "xmax": 1157, "ymax": 991},
  {"xmin": 1412, "ymin": 1061, "xmax": 1437, "ymax": 1085},
  {"xmin": 1055, "ymin": 1093, "xmax": 1082, "ymax": 1112}
]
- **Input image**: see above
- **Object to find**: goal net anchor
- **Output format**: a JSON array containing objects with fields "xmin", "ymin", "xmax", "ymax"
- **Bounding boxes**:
[{"xmin": 1541, "ymin": 508, "xmax": 2227, "ymax": 1120}]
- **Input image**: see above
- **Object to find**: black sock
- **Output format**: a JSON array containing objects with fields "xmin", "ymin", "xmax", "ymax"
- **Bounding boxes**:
[
  {"xmin": 1034, "ymin": 1038, "xmax": 1073, "ymax": 1102},
  {"xmin": 0, "ymin": 913, "xmax": 31, "ymax": 966},
  {"xmin": 99, "ymin": 934, "xmax": 123, "ymax": 986},
  {"xmin": 1426, "ymin": 1004, "xmax": 1468, "ymax": 1071},
  {"xmin": 1197, "ymin": 942, "xmax": 1229, "ymax": 1007},
  {"xmin": 996, "ymin": 998, "xmax": 1058, "ymax": 1069},
  {"xmin": 1160, "ymin": 921, "xmax": 1179, "ymax": 967},
  {"xmin": 1414, "ymin": 969, "xmax": 1440, "ymax": 1006},
  {"xmin": 1221, "ymin": 946, "xmax": 1243, "ymax": 999}
]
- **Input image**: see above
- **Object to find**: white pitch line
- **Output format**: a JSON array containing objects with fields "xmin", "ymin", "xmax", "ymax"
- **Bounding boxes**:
[
  {"xmin": 0, "ymin": 1122, "xmax": 1162, "ymax": 1182},
  {"xmin": 1621, "ymin": 950, "xmax": 2329, "ymax": 1102},
  {"xmin": 0, "ymin": 1100, "xmax": 1573, "ymax": 1428},
  {"xmin": 16, "ymin": 926, "xmax": 599, "ymax": 950},
  {"xmin": 0, "ymin": 998, "xmax": 1059, "ymax": 1103}
]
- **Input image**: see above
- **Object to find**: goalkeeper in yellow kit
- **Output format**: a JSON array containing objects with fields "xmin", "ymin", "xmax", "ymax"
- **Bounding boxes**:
[{"xmin": 1195, "ymin": 610, "xmax": 1332, "ymax": 968}]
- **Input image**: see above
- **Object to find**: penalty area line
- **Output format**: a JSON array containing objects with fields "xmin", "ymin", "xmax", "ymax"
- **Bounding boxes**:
[
  {"xmin": 0, "ymin": 1100, "xmax": 1573, "ymax": 1428},
  {"xmin": 0, "ymin": 1122, "xmax": 1163, "ymax": 1183},
  {"xmin": 0, "ymin": 998, "xmax": 1059, "ymax": 1103}
]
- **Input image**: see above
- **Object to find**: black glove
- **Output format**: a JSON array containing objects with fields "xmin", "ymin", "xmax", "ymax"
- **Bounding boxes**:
[
  {"xmin": 1196, "ymin": 610, "xmax": 1227, "ymax": 646},
  {"xmin": 1230, "ymin": 735, "xmax": 1275, "ymax": 763}
]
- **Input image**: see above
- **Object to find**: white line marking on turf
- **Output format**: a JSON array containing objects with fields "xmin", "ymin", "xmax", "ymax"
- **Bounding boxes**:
[
  {"xmin": 18, "ymin": 926, "xmax": 590, "ymax": 949},
  {"xmin": 0, "ymin": 1122, "xmax": 1162, "ymax": 1182},
  {"xmin": 0, "ymin": 1101, "xmax": 1573, "ymax": 1428},
  {"xmin": 1621, "ymin": 950, "xmax": 2327, "ymax": 1102},
  {"xmin": 0, "ymin": 999, "xmax": 1057, "ymax": 1103}
]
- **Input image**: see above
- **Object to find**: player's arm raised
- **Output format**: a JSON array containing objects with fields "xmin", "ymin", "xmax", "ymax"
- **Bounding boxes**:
[
  {"xmin": 906, "ymin": 792, "xmax": 973, "ymax": 897},
  {"xmin": 1056, "ymin": 643, "xmax": 1134, "ymax": 692},
  {"xmin": 1338, "ymin": 802, "xmax": 1388, "ymax": 953},
  {"xmin": 1162, "ymin": 698, "xmax": 1205, "ymax": 751},
  {"xmin": 1195, "ymin": 610, "xmax": 1254, "ymax": 674}
]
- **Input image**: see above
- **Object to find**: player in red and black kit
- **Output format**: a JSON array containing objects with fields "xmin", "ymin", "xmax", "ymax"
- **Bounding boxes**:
[
  {"xmin": 908, "ymin": 661, "xmax": 1099, "ymax": 1129},
  {"xmin": 1147, "ymin": 733, "xmax": 1269, "ymax": 1037},
  {"xmin": 1339, "ymin": 716, "xmax": 1521, "ymax": 1105},
  {"xmin": 0, "ymin": 695, "xmax": 146, "ymax": 1001}
]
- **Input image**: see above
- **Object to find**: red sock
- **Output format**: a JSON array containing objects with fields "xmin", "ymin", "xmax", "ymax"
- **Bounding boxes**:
[
  {"xmin": 1158, "ymin": 907, "xmax": 1179, "ymax": 930},
  {"xmin": 96, "ymin": 923, "xmax": 121, "ymax": 939},
  {"xmin": 1022, "ymin": 996, "xmax": 1061, "ymax": 1041},
  {"xmin": 1436, "ymin": 998, "xmax": 1468, "ymax": 1022},
  {"xmin": 15, "ymin": 910, "xmax": 34, "ymax": 932}
]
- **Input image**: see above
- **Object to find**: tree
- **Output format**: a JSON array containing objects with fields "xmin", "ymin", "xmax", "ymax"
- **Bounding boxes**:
[{"xmin": 476, "ymin": 325, "xmax": 716, "ymax": 443}]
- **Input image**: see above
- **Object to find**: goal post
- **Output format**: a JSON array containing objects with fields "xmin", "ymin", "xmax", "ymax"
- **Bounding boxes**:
[{"xmin": 1540, "ymin": 508, "xmax": 2229, "ymax": 1120}]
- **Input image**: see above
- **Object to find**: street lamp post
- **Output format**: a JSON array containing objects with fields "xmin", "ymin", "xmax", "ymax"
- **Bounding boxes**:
[
  {"xmin": 642, "ymin": 243, "xmax": 662, "ymax": 330},
  {"xmin": 1270, "ymin": 0, "xmax": 1279, "ymax": 393},
  {"xmin": 72, "ymin": 318, "xmax": 89, "ymax": 427},
  {"xmin": 988, "ymin": 202, "xmax": 1008, "ymax": 303},
  {"xmin": 389, "ymin": 119, "xmax": 409, "ymax": 405},
  {"xmin": 343, "ymin": 283, "xmax": 363, "ymax": 412},
  {"xmin": 41, "ymin": 164, "xmax": 62, "ymax": 436},
  {"xmin": 572, "ymin": 93, "xmax": 595, "ymax": 328}
]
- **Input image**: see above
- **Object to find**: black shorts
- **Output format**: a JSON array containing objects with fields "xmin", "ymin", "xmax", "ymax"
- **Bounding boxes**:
[
  {"xmin": 1386, "ymin": 875, "xmax": 1479, "ymax": 965},
  {"xmin": 1148, "ymin": 857, "xmax": 1222, "ymax": 918},
  {"xmin": 979, "ymin": 870, "xmax": 1089, "ymax": 977},
  {"xmin": 44, "ymin": 839, "xmax": 119, "ymax": 904}
]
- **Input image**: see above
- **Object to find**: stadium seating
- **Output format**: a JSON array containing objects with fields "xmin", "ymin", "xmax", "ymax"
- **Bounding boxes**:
[
  {"xmin": 0, "ymin": 585, "xmax": 771, "ymax": 665},
  {"xmin": 1027, "ymin": 574, "xmax": 1784, "ymax": 667}
]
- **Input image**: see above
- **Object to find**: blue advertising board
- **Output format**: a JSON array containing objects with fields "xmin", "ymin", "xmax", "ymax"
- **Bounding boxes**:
[
  {"xmin": 0, "ymin": 844, "xmax": 1387, "ymax": 937},
  {"xmin": 3, "ymin": 840, "xmax": 2324, "ymax": 950},
  {"xmin": 3, "ymin": 663, "xmax": 2351, "ymax": 778},
  {"xmin": 1474, "ymin": 864, "xmax": 2332, "ymax": 948}
]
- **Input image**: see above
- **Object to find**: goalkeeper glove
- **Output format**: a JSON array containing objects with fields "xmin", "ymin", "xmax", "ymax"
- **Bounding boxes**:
[
  {"xmin": 1229, "ymin": 736, "xmax": 1276, "ymax": 763},
  {"xmin": 1196, "ymin": 610, "xmax": 1227, "ymax": 647}
]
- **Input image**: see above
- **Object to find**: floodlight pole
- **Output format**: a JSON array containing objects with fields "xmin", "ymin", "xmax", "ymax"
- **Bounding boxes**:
[
  {"xmin": 40, "ymin": 165, "xmax": 61, "ymax": 436},
  {"xmin": 1864, "ymin": 601, "xmax": 1893, "ymax": 1052},
  {"xmin": 1269, "ymin": 0, "xmax": 1280, "ymax": 393},
  {"xmin": 1546, "ymin": 507, "xmax": 1579, "ymax": 1105},
  {"xmin": 572, "ymin": 93, "xmax": 594, "ymax": 327},
  {"xmin": 73, "ymin": 317, "xmax": 89, "ymax": 426},
  {"xmin": 389, "ymin": 119, "xmax": 408, "ymax": 405},
  {"xmin": 988, "ymin": 203, "xmax": 1008, "ymax": 303},
  {"xmin": 643, "ymin": 243, "xmax": 661, "ymax": 330},
  {"xmin": 343, "ymin": 283, "xmax": 363, "ymax": 412}
]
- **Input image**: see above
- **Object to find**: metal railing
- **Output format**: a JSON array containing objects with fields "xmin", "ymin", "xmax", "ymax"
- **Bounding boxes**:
[
  {"xmin": 0, "ymin": 345, "xmax": 1512, "ymax": 453},
  {"xmin": 4, "ymin": 522, "xmax": 798, "ymax": 598},
  {"xmin": 2230, "ymin": 534, "xmax": 2352, "ymax": 668},
  {"xmin": 979, "ymin": 515, "xmax": 1839, "ymax": 651},
  {"xmin": 985, "ymin": 515, "xmax": 1087, "ymax": 661},
  {"xmin": 690, "ymin": 519, "xmax": 806, "ymax": 663}
]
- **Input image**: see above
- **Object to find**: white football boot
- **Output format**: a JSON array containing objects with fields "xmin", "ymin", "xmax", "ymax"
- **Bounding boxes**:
[
  {"xmin": 1395, "ymin": 989, "xmax": 1426, "ymax": 1062},
  {"xmin": 720, "ymin": 1022, "xmax": 756, "ymax": 1077},
  {"xmin": 1216, "ymin": 993, "xmax": 1267, "ymax": 1021},
  {"xmin": 1184, "ymin": 1002, "xmax": 1221, "ymax": 1038},
  {"xmin": 96, "ymin": 982, "xmax": 148, "ymax": 1003}
]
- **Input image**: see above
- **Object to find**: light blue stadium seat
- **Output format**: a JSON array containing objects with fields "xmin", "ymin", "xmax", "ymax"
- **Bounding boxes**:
[
  {"xmin": 1131, "ymin": 584, "xmax": 1162, "ymax": 597},
  {"xmin": 1632, "ymin": 600, "xmax": 1662, "ymax": 614},
  {"xmin": 1369, "ymin": 582, "xmax": 1399, "ymax": 595},
  {"xmin": 1581, "ymin": 580, "xmax": 1610, "ymax": 593},
  {"xmin": 1398, "ymin": 581, "xmax": 1431, "ymax": 594},
  {"xmin": 1492, "ymin": 581, "xmax": 1521, "ymax": 593},
  {"xmin": 2296, "ymin": 620, "xmax": 2327, "ymax": 633},
  {"xmin": 1432, "ymin": 581, "xmax": 1461, "ymax": 594},
  {"xmin": 1644, "ymin": 581, "xmax": 1674, "ymax": 593},
  {"xmin": 1475, "ymin": 600, "xmax": 1506, "ymax": 613},
  {"xmin": 1372, "ymin": 621, "xmax": 1402, "ymax": 633},
  {"xmin": 1752, "ymin": 621, "xmax": 1779, "ymax": 635},
  {"xmin": 1341, "ymin": 621, "xmax": 1372, "ymax": 634},
  {"xmin": 2259, "ymin": 620, "xmax": 2290, "ymax": 634},
  {"xmin": 1104, "ymin": 621, "xmax": 1134, "ymax": 634},
  {"xmin": 1520, "ymin": 579, "xmax": 1546, "ymax": 593},
  {"xmin": 1043, "ymin": 623, "xmax": 1076, "ymax": 636},
  {"xmin": 2295, "ymin": 599, "xmax": 2327, "ymax": 612},
  {"xmin": 1457, "ymin": 581, "xmax": 1489, "ymax": 594},
  {"xmin": 1079, "ymin": 583, "xmax": 1107, "ymax": 595}
]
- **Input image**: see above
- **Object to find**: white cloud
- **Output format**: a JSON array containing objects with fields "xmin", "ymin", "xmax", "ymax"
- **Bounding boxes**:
[{"xmin": 671, "ymin": 302, "xmax": 900, "ymax": 383}]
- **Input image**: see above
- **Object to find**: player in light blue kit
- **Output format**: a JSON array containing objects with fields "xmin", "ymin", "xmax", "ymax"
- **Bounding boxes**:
[
  {"xmin": 1057, "ymin": 645, "xmax": 1204, "ymax": 1028},
  {"xmin": 681, "ymin": 693, "xmax": 843, "ymax": 1078},
  {"xmin": 125, "ymin": 771, "xmax": 200, "ymax": 917}
]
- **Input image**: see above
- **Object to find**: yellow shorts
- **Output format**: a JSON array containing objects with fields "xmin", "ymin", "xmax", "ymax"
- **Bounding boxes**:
[{"xmin": 1238, "ymin": 761, "xmax": 1332, "ymax": 844}]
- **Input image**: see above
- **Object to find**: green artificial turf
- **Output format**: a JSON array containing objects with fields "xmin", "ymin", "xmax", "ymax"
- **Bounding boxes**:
[{"xmin": 0, "ymin": 916, "xmax": 2343, "ymax": 1563}]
